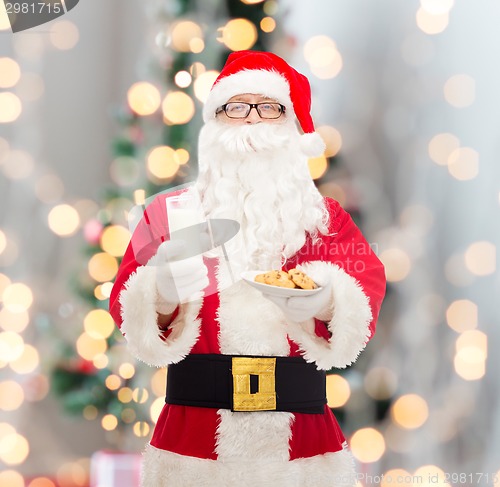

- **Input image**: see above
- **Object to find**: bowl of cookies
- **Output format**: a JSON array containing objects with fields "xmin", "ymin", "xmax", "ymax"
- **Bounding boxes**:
[{"xmin": 241, "ymin": 269, "xmax": 322, "ymax": 297}]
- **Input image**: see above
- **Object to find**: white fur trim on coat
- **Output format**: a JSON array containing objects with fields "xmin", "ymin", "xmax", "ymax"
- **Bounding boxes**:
[
  {"xmin": 141, "ymin": 442, "xmax": 356, "ymax": 487},
  {"xmin": 119, "ymin": 264, "xmax": 202, "ymax": 367},
  {"xmin": 202, "ymin": 69, "xmax": 294, "ymax": 123},
  {"xmin": 286, "ymin": 261, "xmax": 373, "ymax": 370}
]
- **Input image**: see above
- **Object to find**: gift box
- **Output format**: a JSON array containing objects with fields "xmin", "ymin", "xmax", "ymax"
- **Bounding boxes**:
[{"xmin": 90, "ymin": 450, "xmax": 142, "ymax": 487}]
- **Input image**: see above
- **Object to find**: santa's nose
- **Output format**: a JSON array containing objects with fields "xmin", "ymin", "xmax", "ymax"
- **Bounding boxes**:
[{"xmin": 245, "ymin": 107, "xmax": 261, "ymax": 124}]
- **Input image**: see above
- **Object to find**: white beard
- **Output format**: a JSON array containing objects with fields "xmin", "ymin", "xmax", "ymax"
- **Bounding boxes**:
[{"xmin": 195, "ymin": 119, "xmax": 328, "ymax": 271}]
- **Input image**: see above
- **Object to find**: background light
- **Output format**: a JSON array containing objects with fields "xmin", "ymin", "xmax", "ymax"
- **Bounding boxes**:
[
  {"xmin": 48, "ymin": 204, "xmax": 80, "ymax": 237},
  {"xmin": 162, "ymin": 91, "xmax": 195, "ymax": 125},
  {"xmin": 0, "ymin": 57, "xmax": 21, "ymax": 88},
  {"xmin": 127, "ymin": 82, "xmax": 161, "ymax": 116},
  {"xmin": 391, "ymin": 394, "xmax": 429, "ymax": 429},
  {"xmin": 193, "ymin": 70, "xmax": 219, "ymax": 103},
  {"xmin": 219, "ymin": 19, "xmax": 258, "ymax": 51},
  {"xmin": 0, "ymin": 92, "xmax": 22, "ymax": 123},
  {"xmin": 49, "ymin": 20, "xmax": 79, "ymax": 50},
  {"xmin": 350, "ymin": 428, "xmax": 386, "ymax": 463},
  {"xmin": 428, "ymin": 133, "xmax": 460, "ymax": 166}
]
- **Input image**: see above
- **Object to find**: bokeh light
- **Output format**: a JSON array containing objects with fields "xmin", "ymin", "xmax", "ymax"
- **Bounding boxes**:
[
  {"xmin": 50, "ymin": 20, "xmax": 79, "ymax": 50},
  {"xmin": 428, "ymin": 133, "xmax": 460, "ymax": 166},
  {"xmin": 133, "ymin": 421, "xmax": 150, "ymax": 437},
  {"xmin": 0, "ymin": 470, "xmax": 24, "ymax": 487},
  {"xmin": 379, "ymin": 248, "xmax": 412, "ymax": 282},
  {"xmin": 162, "ymin": 91, "xmax": 195, "ymax": 125},
  {"xmin": 0, "ymin": 229, "xmax": 6, "ymax": 255},
  {"xmin": 171, "ymin": 21, "xmax": 203, "ymax": 53},
  {"xmin": 175, "ymin": 70, "xmax": 192, "ymax": 88},
  {"xmin": 317, "ymin": 125, "xmax": 342, "ymax": 157},
  {"xmin": 2, "ymin": 149, "xmax": 34, "ymax": 179},
  {"xmin": 101, "ymin": 414, "xmax": 118, "ymax": 431},
  {"xmin": 308, "ymin": 155, "xmax": 328, "ymax": 180},
  {"xmin": 326, "ymin": 374, "xmax": 351, "ymax": 408},
  {"xmin": 132, "ymin": 387, "xmax": 149, "ymax": 404},
  {"xmin": 446, "ymin": 299, "xmax": 478, "ymax": 333},
  {"xmin": 413, "ymin": 465, "xmax": 449, "ymax": 486},
  {"xmin": 117, "ymin": 387, "xmax": 133, "ymax": 403},
  {"xmin": 0, "ymin": 57, "xmax": 21, "ymax": 88},
  {"xmin": 219, "ymin": 19, "xmax": 257, "ymax": 51},
  {"xmin": 88, "ymin": 252, "xmax": 118, "ymax": 282},
  {"xmin": 151, "ymin": 368, "xmax": 167, "ymax": 397},
  {"xmin": 0, "ymin": 92, "xmax": 22, "ymax": 123},
  {"xmin": 0, "ymin": 433, "xmax": 29, "ymax": 465},
  {"xmin": 100, "ymin": 225, "xmax": 130, "ymax": 257},
  {"xmin": 444, "ymin": 74, "xmax": 475, "ymax": 108},
  {"xmin": 193, "ymin": 70, "xmax": 219, "ymax": 103},
  {"xmin": 119, "ymin": 363, "xmax": 136, "ymax": 380},
  {"xmin": 391, "ymin": 394, "xmax": 429, "ymax": 429},
  {"xmin": 260, "ymin": 17, "xmax": 276, "ymax": 33},
  {"xmin": 48, "ymin": 204, "xmax": 80, "ymax": 237},
  {"xmin": 0, "ymin": 308, "xmax": 30, "ymax": 333},
  {"xmin": 241, "ymin": 0, "xmax": 265, "ymax": 4},
  {"xmin": 147, "ymin": 145, "xmax": 180, "ymax": 179},
  {"xmin": 84, "ymin": 309, "xmax": 115, "ymax": 340},
  {"xmin": 0, "ymin": 381, "xmax": 24, "ymax": 411},
  {"xmin": 0, "ymin": 331, "xmax": 24, "ymax": 362},
  {"xmin": 9, "ymin": 344, "xmax": 39, "ymax": 374},
  {"xmin": 454, "ymin": 330, "xmax": 487, "ymax": 381},
  {"xmin": 2, "ymin": 282, "xmax": 33, "ymax": 313},
  {"xmin": 105, "ymin": 374, "xmax": 121, "ymax": 391},
  {"xmin": 29, "ymin": 478, "xmax": 56, "ymax": 487},
  {"xmin": 150, "ymin": 397, "xmax": 164, "ymax": 423},
  {"xmin": 304, "ymin": 35, "xmax": 343, "ymax": 79},
  {"xmin": 76, "ymin": 333, "xmax": 107, "ymax": 361},
  {"xmin": 464, "ymin": 241, "xmax": 496, "ymax": 276},
  {"xmin": 127, "ymin": 82, "xmax": 161, "ymax": 116},
  {"xmin": 420, "ymin": 0, "xmax": 454, "ymax": 15},
  {"xmin": 350, "ymin": 427, "xmax": 386, "ymax": 463},
  {"xmin": 416, "ymin": 9, "xmax": 449, "ymax": 35},
  {"xmin": 447, "ymin": 147, "xmax": 479, "ymax": 180}
]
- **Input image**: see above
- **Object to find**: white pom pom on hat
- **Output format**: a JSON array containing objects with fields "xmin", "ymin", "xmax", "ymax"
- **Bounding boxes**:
[{"xmin": 203, "ymin": 50, "xmax": 326, "ymax": 158}]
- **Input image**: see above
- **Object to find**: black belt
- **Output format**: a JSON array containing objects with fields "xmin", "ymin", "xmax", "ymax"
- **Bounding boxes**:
[{"xmin": 166, "ymin": 354, "xmax": 326, "ymax": 414}]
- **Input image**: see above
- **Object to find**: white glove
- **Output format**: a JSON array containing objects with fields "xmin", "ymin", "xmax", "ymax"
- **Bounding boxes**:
[
  {"xmin": 155, "ymin": 239, "xmax": 209, "ymax": 311},
  {"xmin": 262, "ymin": 282, "xmax": 334, "ymax": 323}
]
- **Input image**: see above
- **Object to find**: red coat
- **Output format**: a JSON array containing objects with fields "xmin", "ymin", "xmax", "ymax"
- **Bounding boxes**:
[{"xmin": 110, "ymin": 195, "xmax": 386, "ymax": 487}]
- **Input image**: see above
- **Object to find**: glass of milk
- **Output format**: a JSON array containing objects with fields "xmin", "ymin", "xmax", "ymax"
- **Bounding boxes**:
[{"xmin": 165, "ymin": 189, "xmax": 208, "ymax": 263}]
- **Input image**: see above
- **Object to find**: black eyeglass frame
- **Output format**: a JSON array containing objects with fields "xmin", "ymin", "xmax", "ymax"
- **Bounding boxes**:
[{"xmin": 216, "ymin": 102, "xmax": 286, "ymax": 120}]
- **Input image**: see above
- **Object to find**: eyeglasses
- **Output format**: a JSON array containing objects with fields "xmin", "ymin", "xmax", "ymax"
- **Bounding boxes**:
[{"xmin": 216, "ymin": 102, "xmax": 286, "ymax": 120}]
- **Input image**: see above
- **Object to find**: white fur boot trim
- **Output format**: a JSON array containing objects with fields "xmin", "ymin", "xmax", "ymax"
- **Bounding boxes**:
[
  {"xmin": 119, "ymin": 265, "xmax": 202, "ymax": 367},
  {"xmin": 141, "ymin": 442, "xmax": 357, "ymax": 487},
  {"xmin": 286, "ymin": 261, "xmax": 373, "ymax": 370}
]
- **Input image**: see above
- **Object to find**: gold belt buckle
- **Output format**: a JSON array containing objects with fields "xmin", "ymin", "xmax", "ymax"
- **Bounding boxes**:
[{"xmin": 231, "ymin": 357, "xmax": 276, "ymax": 412}]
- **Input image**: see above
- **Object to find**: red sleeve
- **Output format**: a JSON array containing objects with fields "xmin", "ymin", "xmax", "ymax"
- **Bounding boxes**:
[{"xmin": 322, "ymin": 197, "xmax": 386, "ymax": 339}]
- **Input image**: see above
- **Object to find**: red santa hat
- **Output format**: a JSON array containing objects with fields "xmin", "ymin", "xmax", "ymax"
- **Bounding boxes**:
[{"xmin": 202, "ymin": 50, "xmax": 326, "ymax": 157}]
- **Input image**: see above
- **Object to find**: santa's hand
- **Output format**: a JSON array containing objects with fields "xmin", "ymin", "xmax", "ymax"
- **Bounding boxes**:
[
  {"xmin": 262, "ymin": 282, "xmax": 334, "ymax": 323},
  {"xmin": 155, "ymin": 239, "xmax": 209, "ymax": 310}
]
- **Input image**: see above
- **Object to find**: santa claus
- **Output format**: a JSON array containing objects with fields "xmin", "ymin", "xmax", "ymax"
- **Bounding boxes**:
[{"xmin": 110, "ymin": 50, "xmax": 386, "ymax": 487}]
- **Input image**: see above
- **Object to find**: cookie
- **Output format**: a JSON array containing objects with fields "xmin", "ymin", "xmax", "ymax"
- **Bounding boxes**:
[
  {"xmin": 254, "ymin": 270, "xmax": 296, "ymax": 288},
  {"xmin": 288, "ymin": 269, "xmax": 317, "ymax": 290}
]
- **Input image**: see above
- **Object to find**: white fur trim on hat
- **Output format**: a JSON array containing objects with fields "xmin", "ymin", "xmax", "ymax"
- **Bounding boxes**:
[
  {"xmin": 285, "ymin": 260, "xmax": 373, "ymax": 370},
  {"xmin": 203, "ymin": 69, "xmax": 294, "ymax": 123},
  {"xmin": 119, "ymin": 264, "xmax": 203, "ymax": 367}
]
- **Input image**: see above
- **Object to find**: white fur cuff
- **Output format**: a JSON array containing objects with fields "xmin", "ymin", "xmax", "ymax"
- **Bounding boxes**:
[
  {"xmin": 119, "ymin": 265, "xmax": 202, "ymax": 367},
  {"xmin": 286, "ymin": 261, "xmax": 373, "ymax": 370}
]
